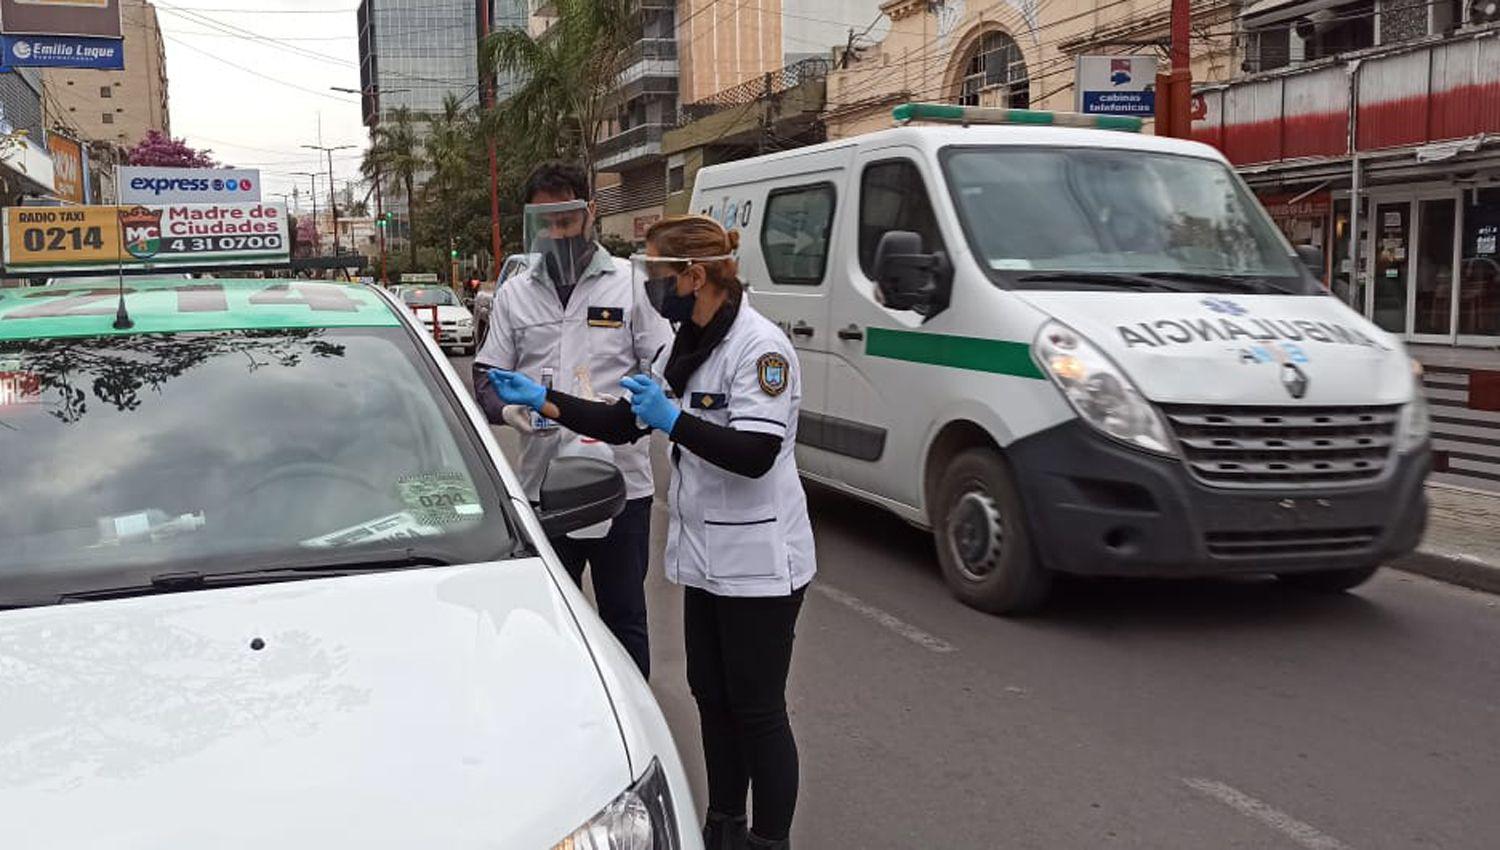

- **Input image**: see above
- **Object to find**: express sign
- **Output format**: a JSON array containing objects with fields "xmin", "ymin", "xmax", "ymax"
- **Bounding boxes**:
[
  {"xmin": 118, "ymin": 167, "xmax": 263, "ymax": 204},
  {"xmin": 2, "ymin": 202, "xmax": 289, "ymax": 273}
]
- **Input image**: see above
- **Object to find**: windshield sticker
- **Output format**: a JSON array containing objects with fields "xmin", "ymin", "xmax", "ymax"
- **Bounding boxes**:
[
  {"xmin": 988, "ymin": 258, "xmax": 1033, "ymax": 270},
  {"xmin": 396, "ymin": 472, "xmax": 483, "ymax": 526},
  {"xmin": 1116, "ymin": 299, "xmax": 1389, "ymax": 351},
  {"xmin": 301, "ymin": 511, "xmax": 445, "ymax": 548}
]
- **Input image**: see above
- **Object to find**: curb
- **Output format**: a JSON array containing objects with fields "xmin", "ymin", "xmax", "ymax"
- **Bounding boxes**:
[{"xmin": 1391, "ymin": 549, "xmax": 1500, "ymax": 596}]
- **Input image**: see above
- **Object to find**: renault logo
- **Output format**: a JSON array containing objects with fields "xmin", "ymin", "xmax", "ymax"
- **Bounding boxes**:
[{"xmin": 1281, "ymin": 363, "xmax": 1310, "ymax": 399}]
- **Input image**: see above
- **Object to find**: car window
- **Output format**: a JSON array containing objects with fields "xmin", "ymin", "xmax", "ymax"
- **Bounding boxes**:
[
  {"xmin": 401, "ymin": 288, "xmax": 456, "ymax": 306},
  {"xmin": 761, "ymin": 184, "xmax": 835, "ymax": 286},
  {"xmin": 858, "ymin": 160, "xmax": 947, "ymax": 279},
  {"xmin": 0, "ymin": 326, "xmax": 516, "ymax": 601}
]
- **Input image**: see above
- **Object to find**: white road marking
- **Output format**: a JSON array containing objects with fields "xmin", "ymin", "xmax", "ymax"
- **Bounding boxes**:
[
  {"xmin": 1183, "ymin": 778, "xmax": 1353, "ymax": 850},
  {"xmin": 811, "ymin": 583, "xmax": 956, "ymax": 654}
]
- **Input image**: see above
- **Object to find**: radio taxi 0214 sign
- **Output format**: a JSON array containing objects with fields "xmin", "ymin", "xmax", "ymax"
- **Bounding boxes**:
[{"xmin": 2, "ymin": 202, "xmax": 289, "ymax": 273}]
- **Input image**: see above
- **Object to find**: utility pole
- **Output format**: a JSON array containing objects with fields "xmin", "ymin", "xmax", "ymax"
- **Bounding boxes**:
[
  {"xmin": 480, "ymin": 0, "xmax": 503, "ymax": 278},
  {"xmin": 293, "ymin": 171, "xmax": 320, "ymax": 254},
  {"xmin": 304, "ymin": 141, "xmax": 356, "ymax": 257},
  {"xmin": 1156, "ymin": 0, "xmax": 1193, "ymax": 137}
]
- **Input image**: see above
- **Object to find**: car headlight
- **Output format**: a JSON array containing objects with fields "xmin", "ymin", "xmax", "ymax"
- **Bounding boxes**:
[
  {"xmin": 1035, "ymin": 321, "xmax": 1173, "ymax": 455},
  {"xmin": 550, "ymin": 758, "xmax": 680, "ymax": 850},
  {"xmin": 1398, "ymin": 358, "xmax": 1430, "ymax": 453},
  {"xmin": 458, "ymin": 317, "xmax": 474, "ymax": 328}
]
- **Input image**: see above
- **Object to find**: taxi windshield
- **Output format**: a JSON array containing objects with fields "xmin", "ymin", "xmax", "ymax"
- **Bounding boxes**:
[
  {"xmin": 401, "ymin": 287, "xmax": 456, "ymax": 306},
  {"xmin": 942, "ymin": 146, "xmax": 1314, "ymax": 292},
  {"xmin": 0, "ymin": 326, "xmax": 516, "ymax": 603}
]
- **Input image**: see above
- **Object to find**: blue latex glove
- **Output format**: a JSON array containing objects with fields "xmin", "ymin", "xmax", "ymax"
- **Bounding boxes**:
[
  {"xmin": 488, "ymin": 369, "xmax": 547, "ymax": 410},
  {"xmin": 621, "ymin": 374, "xmax": 680, "ymax": 434}
]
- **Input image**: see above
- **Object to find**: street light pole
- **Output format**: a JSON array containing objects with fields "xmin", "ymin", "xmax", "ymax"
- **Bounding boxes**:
[
  {"xmin": 304, "ymin": 143, "xmax": 356, "ymax": 257},
  {"xmin": 331, "ymin": 85, "xmax": 409, "ymax": 283}
]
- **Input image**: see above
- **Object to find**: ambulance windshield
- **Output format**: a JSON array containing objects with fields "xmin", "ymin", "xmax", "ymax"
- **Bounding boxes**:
[{"xmin": 942, "ymin": 147, "xmax": 1315, "ymax": 293}]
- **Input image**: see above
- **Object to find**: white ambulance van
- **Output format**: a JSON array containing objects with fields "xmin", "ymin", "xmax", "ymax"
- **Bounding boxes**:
[{"xmin": 690, "ymin": 103, "xmax": 1430, "ymax": 615}]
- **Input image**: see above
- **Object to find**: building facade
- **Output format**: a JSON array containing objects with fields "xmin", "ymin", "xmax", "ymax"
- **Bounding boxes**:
[
  {"xmin": 41, "ymin": 0, "xmax": 169, "ymax": 148},
  {"xmin": 0, "ymin": 67, "xmax": 55, "ymax": 210}
]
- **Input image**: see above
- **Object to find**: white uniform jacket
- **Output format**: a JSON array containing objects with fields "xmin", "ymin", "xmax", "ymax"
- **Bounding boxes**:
[
  {"xmin": 477, "ymin": 247, "xmax": 672, "ymax": 502},
  {"xmin": 661, "ymin": 303, "xmax": 816, "ymax": 597}
]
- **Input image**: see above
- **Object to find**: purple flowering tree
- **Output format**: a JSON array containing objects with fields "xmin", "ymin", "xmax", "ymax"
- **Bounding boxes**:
[{"xmin": 124, "ymin": 130, "xmax": 220, "ymax": 169}]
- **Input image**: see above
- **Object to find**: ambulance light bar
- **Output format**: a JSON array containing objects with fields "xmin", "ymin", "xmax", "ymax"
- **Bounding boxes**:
[{"xmin": 892, "ymin": 103, "xmax": 1143, "ymax": 133}]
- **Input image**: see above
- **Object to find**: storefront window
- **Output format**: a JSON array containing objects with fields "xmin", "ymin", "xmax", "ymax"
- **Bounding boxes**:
[
  {"xmin": 1414, "ymin": 198, "xmax": 1456, "ymax": 336},
  {"xmin": 1460, "ymin": 188, "xmax": 1500, "ymax": 338}
]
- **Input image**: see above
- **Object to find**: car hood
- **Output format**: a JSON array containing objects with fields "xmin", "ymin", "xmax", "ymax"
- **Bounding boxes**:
[
  {"xmin": 0, "ymin": 560, "xmax": 630, "ymax": 849},
  {"xmin": 1015, "ymin": 291, "xmax": 1414, "ymax": 405}
]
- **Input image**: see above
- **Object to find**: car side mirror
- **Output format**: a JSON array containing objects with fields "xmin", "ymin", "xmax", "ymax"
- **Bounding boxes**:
[
  {"xmin": 536, "ymin": 457, "xmax": 626, "ymax": 538},
  {"xmin": 872, "ymin": 230, "xmax": 949, "ymax": 315},
  {"xmin": 1295, "ymin": 244, "xmax": 1325, "ymax": 276}
]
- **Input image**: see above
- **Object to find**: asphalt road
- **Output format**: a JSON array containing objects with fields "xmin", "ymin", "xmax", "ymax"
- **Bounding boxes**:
[{"xmin": 455, "ymin": 356, "xmax": 1500, "ymax": 850}]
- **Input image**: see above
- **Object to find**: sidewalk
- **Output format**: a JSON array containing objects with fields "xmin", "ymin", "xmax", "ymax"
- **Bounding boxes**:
[{"xmin": 1393, "ymin": 483, "xmax": 1500, "ymax": 595}]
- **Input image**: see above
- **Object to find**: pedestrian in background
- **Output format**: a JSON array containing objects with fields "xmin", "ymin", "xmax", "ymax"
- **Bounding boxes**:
[
  {"xmin": 472, "ymin": 161, "xmax": 671, "ymax": 678},
  {"xmin": 488, "ymin": 214, "xmax": 814, "ymax": 850}
]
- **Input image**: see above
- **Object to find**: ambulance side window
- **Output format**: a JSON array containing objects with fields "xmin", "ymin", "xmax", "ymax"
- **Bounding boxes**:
[
  {"xmin": 761, "ymin": 183, "xmax": 836, "ymax": 286},
  {"xmin": 858, "ymin": 160, "xmax": 946, "ymax": 278}
]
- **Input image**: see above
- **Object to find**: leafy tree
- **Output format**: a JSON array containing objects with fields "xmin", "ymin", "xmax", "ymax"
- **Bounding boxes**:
[{"xmin": 125, "ymin": 130, "xmax": 220, "ymax": 169}]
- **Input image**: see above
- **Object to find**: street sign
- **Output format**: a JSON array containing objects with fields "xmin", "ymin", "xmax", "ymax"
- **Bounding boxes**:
[
  {"xmin": 2, "ymin": 202, "xmax": 289, "ymax": 273},
  {"xmin": 1076, "ymin": 55, "xmax": 1158, "ymax": 116},
  {"xmin": 402, "ymin": 272, "xmax": 439, "ymax": 283}
]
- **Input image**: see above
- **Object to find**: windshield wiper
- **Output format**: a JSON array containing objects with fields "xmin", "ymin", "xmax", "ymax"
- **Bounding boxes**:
[
  {"xmin": 1135, "ymin": 271, "xmax": 1292, "ymax": 294},
  {"xmin": 1016, "ymin": 272, "xmax": 1199, "ymax": 292},
  {"xmin": 48, "ymin": 548, "xmax": 458, "ymax": 604}
]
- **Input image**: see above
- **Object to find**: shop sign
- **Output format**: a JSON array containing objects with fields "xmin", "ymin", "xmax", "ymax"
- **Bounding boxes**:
[
  {"xmin": 46, "ymin": 133, "xmax": 84, "ymax": 204},
  {"xmin": 1258, "ymin": 191, "xmax": 1332, "ymax": 222},
  {"xmin": 0, "ymin": 0, "xmax": 123, "ymax": 38},
  {"xmin": 1076, "ymin": 55, "xmax": 1157, "ymax": 116}
]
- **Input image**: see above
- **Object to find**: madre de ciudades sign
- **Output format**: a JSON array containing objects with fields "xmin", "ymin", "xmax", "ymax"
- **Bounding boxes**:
[{"xmin": 1, "ymin": 203, "xmax": 289, "ymax": 272}]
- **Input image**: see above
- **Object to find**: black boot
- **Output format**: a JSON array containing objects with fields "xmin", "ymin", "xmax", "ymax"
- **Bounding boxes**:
[
  {"xmin": 747, "ymin": 831, "xmax": 790, "ymax": 850},
  {"xmin": 702, "ymin": 811, "xmax": 748, "ymax": 850}
]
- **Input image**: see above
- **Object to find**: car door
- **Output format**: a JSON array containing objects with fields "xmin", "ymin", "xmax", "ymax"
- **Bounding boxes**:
[
  {"xmin": 728, "ymin": 177, "xmax": 840, "ymax": 476},
  {"xmin": 824, "ymin": 149, "xmax": 953, "ymax": 509}
]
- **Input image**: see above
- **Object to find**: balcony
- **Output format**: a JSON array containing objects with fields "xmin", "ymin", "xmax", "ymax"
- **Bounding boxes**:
[
  {"xmin": 1192, "ymin": 25, "xmax": 1500, "ymax": 174},
  {"xmin": 617, "ymin": 37, "xmax": 678, "ymax": 91},
  {"xmin": 595, "ymin": 123, "xmax": 667, "ymax": 171}
]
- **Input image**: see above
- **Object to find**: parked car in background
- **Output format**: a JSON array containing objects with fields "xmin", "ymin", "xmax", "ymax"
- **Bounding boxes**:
[{"xmin": 394, "ymin": 284, "xmax": 476, "ymax": 356}]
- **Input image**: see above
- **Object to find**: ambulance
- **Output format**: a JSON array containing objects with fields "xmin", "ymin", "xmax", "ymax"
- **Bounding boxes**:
[{"xmin": 691, "ymin": 104, "xmax": 1430, "ymax": 615}]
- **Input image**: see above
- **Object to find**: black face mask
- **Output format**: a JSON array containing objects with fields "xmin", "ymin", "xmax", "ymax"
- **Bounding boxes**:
[{"xmin": 645, "ymin": 275, "xmax": 695, "ymax": 323}]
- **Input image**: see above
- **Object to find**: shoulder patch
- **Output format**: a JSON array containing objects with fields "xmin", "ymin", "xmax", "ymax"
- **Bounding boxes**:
[{"xmin": 756, "ymin": 351, "xmax": 789, "ymax": 397}]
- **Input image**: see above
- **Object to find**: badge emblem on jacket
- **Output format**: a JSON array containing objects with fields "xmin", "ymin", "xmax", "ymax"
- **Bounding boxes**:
[{"xmin": 757, "ymin": 352, "xmax": 789, "ymax": 396}]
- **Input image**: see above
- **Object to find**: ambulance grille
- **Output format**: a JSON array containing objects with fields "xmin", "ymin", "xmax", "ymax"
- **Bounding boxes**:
[{"xmin": 1161, "ymin": 404, "xmax": 1400, "ymax": 488}]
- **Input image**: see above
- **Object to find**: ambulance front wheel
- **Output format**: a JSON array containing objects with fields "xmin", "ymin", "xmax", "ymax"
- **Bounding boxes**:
[{"xmin": 933, "ymin": 448, "xmax": 1052, "ymax": 615}]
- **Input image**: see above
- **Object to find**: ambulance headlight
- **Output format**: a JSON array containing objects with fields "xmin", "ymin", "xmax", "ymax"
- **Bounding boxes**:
[
  {"xmin": 549, "ymin": 758, "xmax": 680, "ymax": 850},
  {"xmin": 1036, "ymin": 321, "xmax": 1173, "ymax": 455},
  {"xmin": 1398, "ymin": 358, "xmax": 1430, "ymax": 453}
]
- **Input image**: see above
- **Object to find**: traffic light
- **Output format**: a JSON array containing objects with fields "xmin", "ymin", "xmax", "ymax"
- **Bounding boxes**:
[{"xmin": 450, "ymin": 249, "xmax": 460, "ymax": 259}]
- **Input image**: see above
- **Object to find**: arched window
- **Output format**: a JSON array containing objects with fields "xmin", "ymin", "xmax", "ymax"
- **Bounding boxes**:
[{"xmin": 957, "ymin": 31, "xmax": 1029, "ymax": 108}]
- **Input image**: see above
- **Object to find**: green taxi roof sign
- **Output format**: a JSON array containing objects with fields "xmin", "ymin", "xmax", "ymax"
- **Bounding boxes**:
[
  {"xmin": 0, "ymin": 278, "xmax": 399, "ymax": 341},
  {"xmin": 891, "ymin": 103, "xmax": 1144, "ymax": 133}
]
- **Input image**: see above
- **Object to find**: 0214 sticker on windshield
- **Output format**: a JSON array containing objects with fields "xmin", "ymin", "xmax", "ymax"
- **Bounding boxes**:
[{"xmin": 395, "ymin": 471, "xmax": 484, "ymax": 527}]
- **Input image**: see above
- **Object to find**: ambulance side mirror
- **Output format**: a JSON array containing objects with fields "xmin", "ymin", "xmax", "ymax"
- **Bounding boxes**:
[
  {"xmin": 873, "ymin": 230, "xmax": 949, "ymax": 315},
  {"xmin": 536, "ymin": 457, "xmax": 626, "ymax": 538},
  {"xmin": 1295, "ymin": 244, "xmax": 1325, "ymax": 276}
]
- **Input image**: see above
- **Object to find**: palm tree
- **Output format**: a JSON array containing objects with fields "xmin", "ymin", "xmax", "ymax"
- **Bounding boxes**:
[
  {"xmin": 479, "ymin": 0, "xmax": 638, "ymax": 188},
  {"xmin": 423, "ymin": 94, "xmax": 475, "ymax": 265},
  {"xmin": 361, "ymin": 106, "xmax": 421, "ymax": 266}
]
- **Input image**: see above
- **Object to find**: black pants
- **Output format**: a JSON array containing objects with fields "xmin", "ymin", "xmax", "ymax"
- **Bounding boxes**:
[
  {"xmin": 553, "ymin": 496, "xmax": 653, "ymax": 678},
  {"xmin": 685, "ymin": 584, "xmax": 806, "ymax": 842}
]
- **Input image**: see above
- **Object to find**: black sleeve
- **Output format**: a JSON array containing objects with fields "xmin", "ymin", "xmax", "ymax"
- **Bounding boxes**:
[
  {"xmin": 546, "ymin": 389, "xmax": 651, "ymax": 445},
  {"xmin": 671, "ymin": 413, "xmax": 782, "ymax": 478},
  {"xmin": 471, "ymin": 362, "xmax": 507, "ymax": 425}
]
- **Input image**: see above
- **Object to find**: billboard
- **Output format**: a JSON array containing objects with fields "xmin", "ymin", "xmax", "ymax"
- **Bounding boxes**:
[
  {"xmin": 119, "ymin": 167, "xmax": 263, "ymax": 204},
  {"xmin": 46, "ymin": 133, "xmax": 85, "ymax": 204},
  {"xmin": 1076, "ymin": 55, "xmax": 1157, "ymax": 116},
  {"xmin": 1, "ymin": 202, "xmax": 290, "ymax": 273},
  {"xmin": 0, "ymin": 34, "xmax": 122, "ymax": 69},
  {"xmin": 0, "ymin": 0, "xmax": 122, "ymax": 38}
]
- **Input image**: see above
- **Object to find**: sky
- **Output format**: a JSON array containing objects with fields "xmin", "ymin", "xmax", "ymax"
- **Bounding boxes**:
[{"xmin": 157, "ymin": 1, "xmax": 368, "ymax": 218}]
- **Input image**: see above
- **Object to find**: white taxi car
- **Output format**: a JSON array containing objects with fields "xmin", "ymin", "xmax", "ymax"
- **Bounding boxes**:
[
  {"xmin": 0, "ymin": 277, "xmax": 699, "ymax": 849},
  {"xmin": 397, "ymin": 284, "xmax": 477, "ymax": 355}
]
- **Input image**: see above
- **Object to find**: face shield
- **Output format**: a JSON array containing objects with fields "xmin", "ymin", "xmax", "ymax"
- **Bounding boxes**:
[
  {"xmin": 523, "ymin": 200, "xmax": 595, "ymax": 288},
  {"xmin": 630, "ymin": 252, "xmax": 736, "ymax": 317}
]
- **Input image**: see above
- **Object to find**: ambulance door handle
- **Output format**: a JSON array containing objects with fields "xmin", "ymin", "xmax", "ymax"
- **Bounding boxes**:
[
  {"xmin": 837, "ymin": 325, "xmax": 864, "ymax": 342},
  {"xmin": 790, "ymin": 321, "xmax": 815, "ymax": 338}
]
